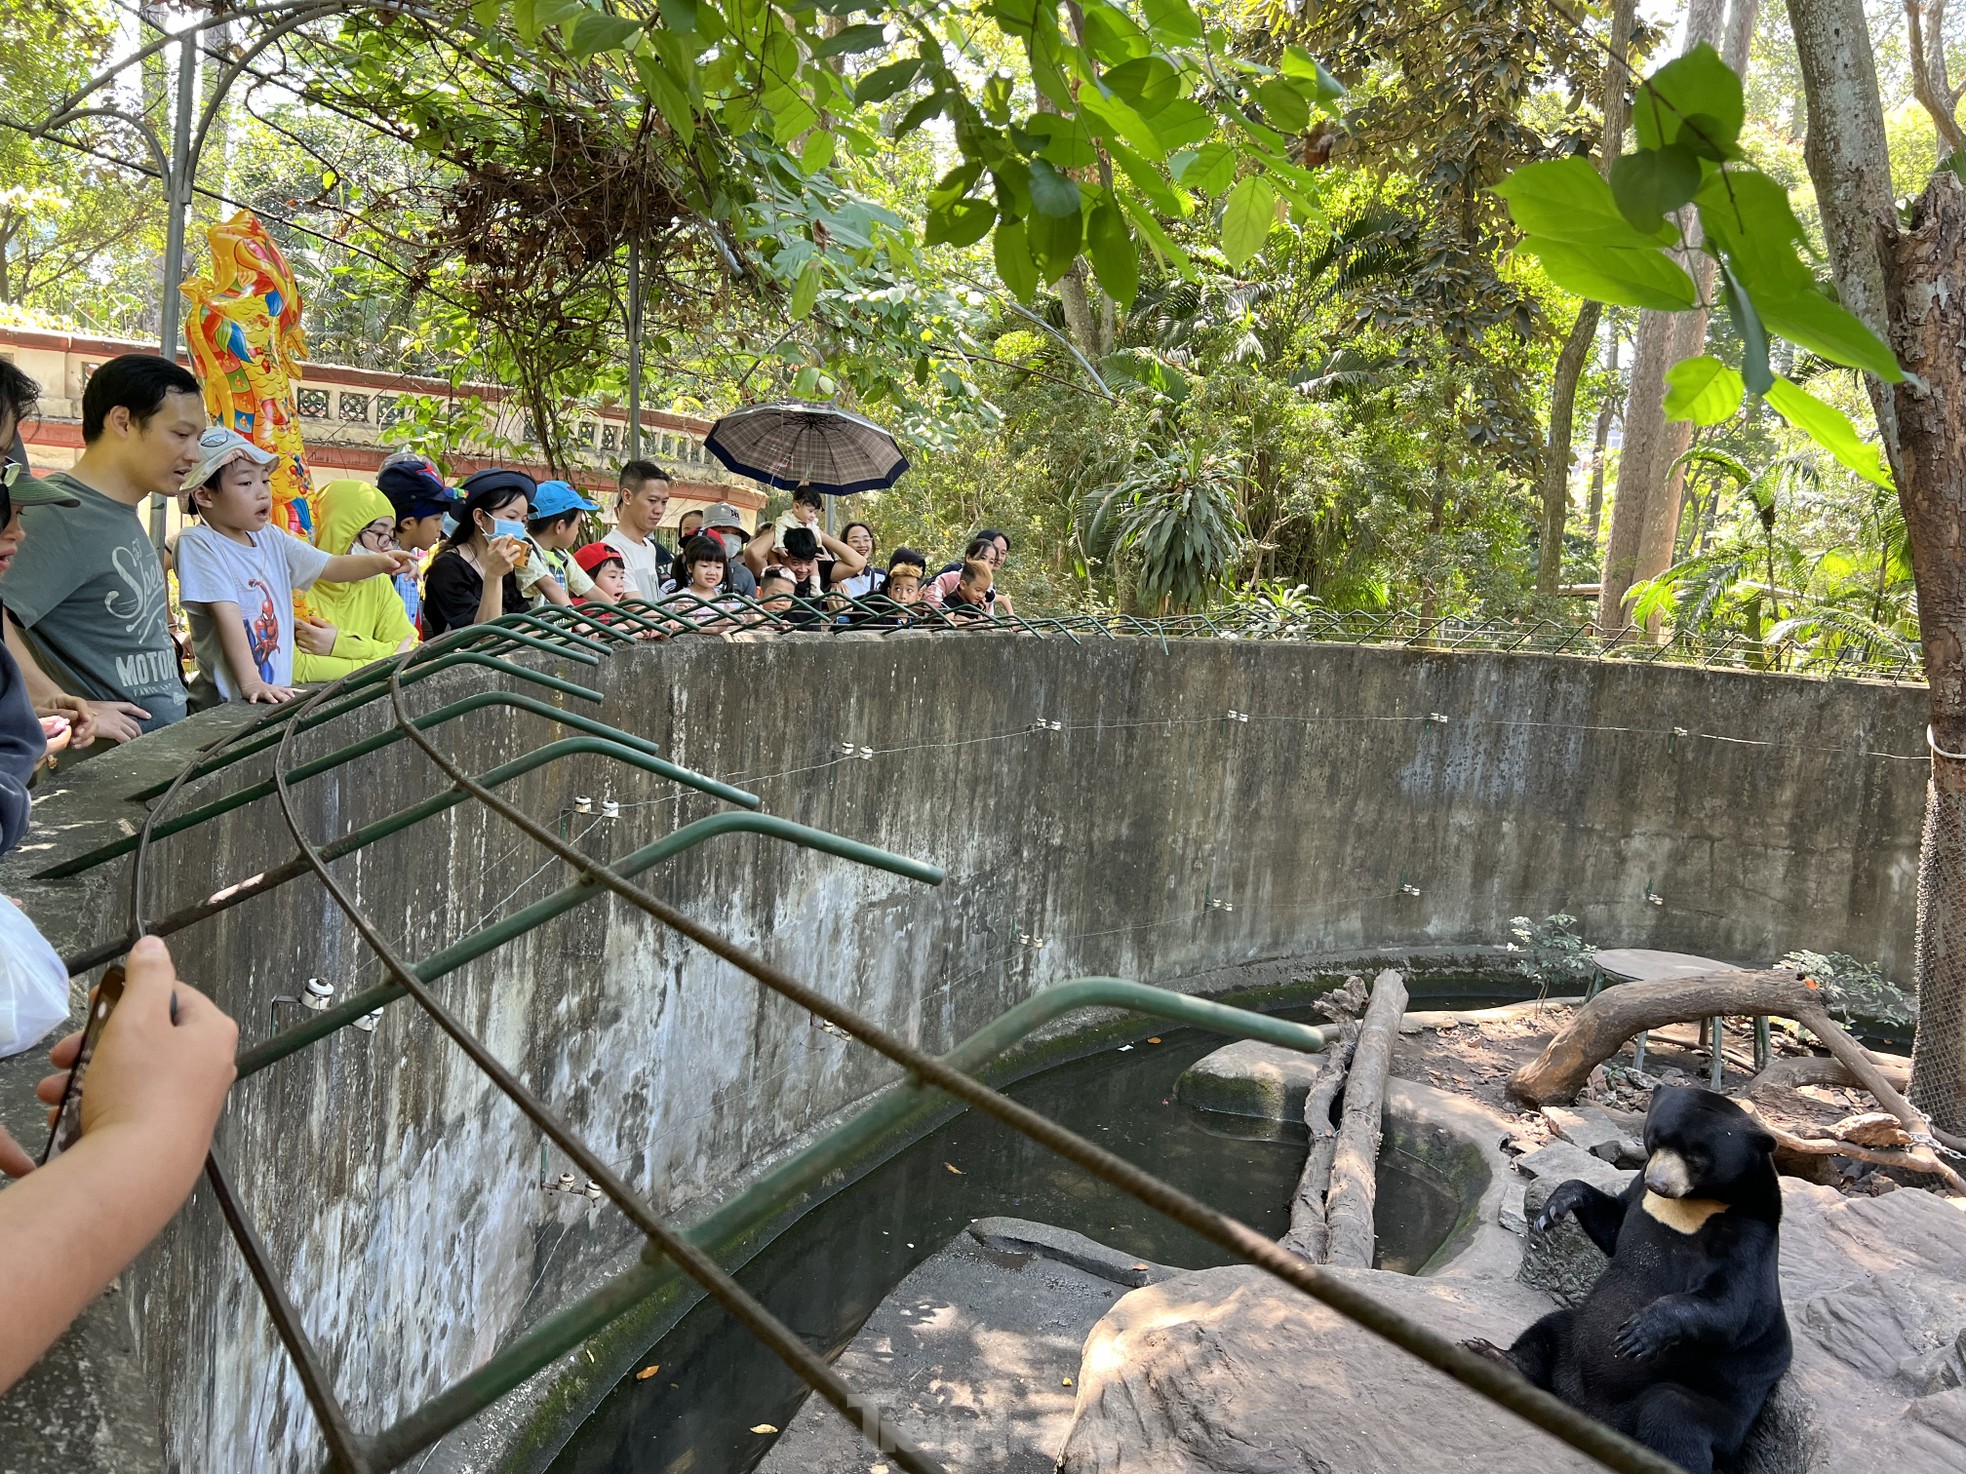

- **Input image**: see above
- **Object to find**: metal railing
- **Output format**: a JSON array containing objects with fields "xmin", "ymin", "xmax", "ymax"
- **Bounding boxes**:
[{"xmin": 46, "ymin": 600, "xmax": 1692, "ymax": 1474}]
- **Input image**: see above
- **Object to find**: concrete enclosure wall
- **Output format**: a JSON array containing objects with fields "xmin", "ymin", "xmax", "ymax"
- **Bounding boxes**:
[{"xmin": 3, "ymin": 636, "xmax": 1929, "ymax": 1471}]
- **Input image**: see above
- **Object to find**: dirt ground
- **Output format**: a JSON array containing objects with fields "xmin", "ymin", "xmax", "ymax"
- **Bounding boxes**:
[{"xmin": 1389, "ymin": 1002, "xmax": 1942, "ymax": 1198}]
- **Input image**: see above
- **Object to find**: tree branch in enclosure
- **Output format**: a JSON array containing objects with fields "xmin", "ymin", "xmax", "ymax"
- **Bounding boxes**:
[{"xmin": 1322, "ymin": 968, "xmax": 1407, "ymax": 1269}]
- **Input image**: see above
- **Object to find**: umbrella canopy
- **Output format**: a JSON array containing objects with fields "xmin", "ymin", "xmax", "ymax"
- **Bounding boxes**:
[{"xmin": 704, "ymin": 402, "xmax": 909, "ymax": 495}]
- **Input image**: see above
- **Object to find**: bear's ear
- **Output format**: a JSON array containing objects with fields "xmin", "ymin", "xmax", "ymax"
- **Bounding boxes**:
[{"xmin": 1748, "ymin": 1126, "xmax": 1777, "ymax": 1156}]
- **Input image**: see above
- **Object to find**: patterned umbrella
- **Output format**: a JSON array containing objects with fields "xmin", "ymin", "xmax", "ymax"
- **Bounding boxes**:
[{"xmin": 704, "ymin": 402, "xmax": 909, "ymax": 495}]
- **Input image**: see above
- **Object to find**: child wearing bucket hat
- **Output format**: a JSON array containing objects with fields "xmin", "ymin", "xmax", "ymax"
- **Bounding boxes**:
[{"xmin": 176, "ymin": 428, "xmax": 415, "ymax": 705}]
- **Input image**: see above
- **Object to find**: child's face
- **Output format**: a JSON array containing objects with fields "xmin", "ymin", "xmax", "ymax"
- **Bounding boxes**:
[
  {"xmin": 689, "ymin": 557, "xmax": 725, "ymax": 592},
  {"xmin": 536, "ymin": 517, "xmax": 580, "ymax": 550},
  {"xmin": 957, "ymin": 573, "xmax": 990, "ymax": 605},
  {"xmin": 593, "ymin": 563, "xmax": 628, "ymax": 599},
  {"xmin": 888, "ymin": 571, "xmax": 921, "ymax": 603},
  {"xmin": 199, "ymin": 456, "xmax": 274, "ymax": 530},
  {"xmin": 759, "ymin": 579, "xmax": 794, "ymax": 612},
  {"xmin": 399, "ymin": 514, "xmax": 444, "ymax": 552}
]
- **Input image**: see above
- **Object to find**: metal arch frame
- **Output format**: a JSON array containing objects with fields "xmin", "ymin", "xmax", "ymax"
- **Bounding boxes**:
[{"xmin": 62, "ymin": 606, "xmax": 1694, "ymax": 1474}]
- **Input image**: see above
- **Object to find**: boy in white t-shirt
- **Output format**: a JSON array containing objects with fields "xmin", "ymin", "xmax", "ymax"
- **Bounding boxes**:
[{"xmin": 175, "ymin": 428, "xmax": 413, "ymax": 706}]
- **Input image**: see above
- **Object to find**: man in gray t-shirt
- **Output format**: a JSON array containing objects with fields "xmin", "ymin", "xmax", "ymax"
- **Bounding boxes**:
[{"xmin": 0, "ymin": 354, "xmax": 205, "ymax": 743}]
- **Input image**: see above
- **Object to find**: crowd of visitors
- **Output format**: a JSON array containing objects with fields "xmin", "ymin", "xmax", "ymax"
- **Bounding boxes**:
[{"xmin": 0, "ymin": 350, "xmax": 1019, "ymax": 741}]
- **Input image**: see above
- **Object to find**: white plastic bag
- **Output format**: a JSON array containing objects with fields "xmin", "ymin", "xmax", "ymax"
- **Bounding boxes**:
[{"xmin": 0, "ymin": 893, "xmax": 70, "ymax": 1059}]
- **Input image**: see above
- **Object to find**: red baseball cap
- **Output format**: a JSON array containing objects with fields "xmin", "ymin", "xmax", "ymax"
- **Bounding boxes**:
[{"xmin": 574, "ymin": 541, "xmax": 625, "ymax": 575}]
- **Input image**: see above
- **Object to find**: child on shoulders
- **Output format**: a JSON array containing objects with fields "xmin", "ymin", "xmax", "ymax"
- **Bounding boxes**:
[{"xmin": 175, "ymin": 429, "xmax": 413, "ymax": 706}]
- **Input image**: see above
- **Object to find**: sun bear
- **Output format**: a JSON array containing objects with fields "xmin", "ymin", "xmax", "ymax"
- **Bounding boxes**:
[{"xmin": 1468, "ymin": 1085, "xmax": 1792, "ymax": 1474}]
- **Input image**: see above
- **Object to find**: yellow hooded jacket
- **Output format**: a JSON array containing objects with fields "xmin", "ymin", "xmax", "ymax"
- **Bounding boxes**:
[{"xmin": 293, "ymin": 478, "xmax": 419, "ymax": 682}]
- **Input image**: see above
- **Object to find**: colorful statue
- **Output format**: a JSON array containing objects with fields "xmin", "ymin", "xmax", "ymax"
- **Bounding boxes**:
[{"xmin": 181, "ymin": 211, "xmax": 317, "ymax": 536}]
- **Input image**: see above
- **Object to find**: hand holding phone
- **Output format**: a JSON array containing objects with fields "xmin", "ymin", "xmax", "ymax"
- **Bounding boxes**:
[{"xmin": 36, "ymin": 939, "xmax": 237, "ymax": 1170}]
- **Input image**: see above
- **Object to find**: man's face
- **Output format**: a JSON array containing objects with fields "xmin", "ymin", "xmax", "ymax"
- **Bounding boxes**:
[
  {"xmin": 621, "ymin": 481, "xmax": 669, "ymax": 529},
  {"xmin": 118, "ymin": 389, "xmax": 207, "ymax": 496},
  {"xmin": 781, "ymin": 553, "xmax": 818, "ymax": 584}
]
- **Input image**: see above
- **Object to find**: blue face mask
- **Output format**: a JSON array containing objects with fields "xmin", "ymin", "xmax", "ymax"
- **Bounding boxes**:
[
  {"xmin": 441, "ymin": 513, "xmax": 459, "ymax": 537},
  {"xmin": 490, "ymin": 517, "xmax": 528, "ymax": 541}
]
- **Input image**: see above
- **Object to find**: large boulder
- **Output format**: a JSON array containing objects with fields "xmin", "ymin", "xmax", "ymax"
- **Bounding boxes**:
[{"xmin": 1057, "ymin": 1182, "xmax": 1966, "ymax": 1474}]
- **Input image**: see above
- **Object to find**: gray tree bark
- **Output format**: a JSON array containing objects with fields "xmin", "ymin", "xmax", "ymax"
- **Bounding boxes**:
[
  {"xmin": 1596, "ymin": 0, "xmax": 1733, "ymax": 638},
  {"xmin": 1587, "ymin": 327, "xmax": 1622, "ymax": 541},
  {"xmin": 1788, "ymin": 0, "xmax": 1966, "ymax": 1129}
]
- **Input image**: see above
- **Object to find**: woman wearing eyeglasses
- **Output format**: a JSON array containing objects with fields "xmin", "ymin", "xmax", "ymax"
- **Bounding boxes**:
[{"xmin": 292, "ymin": 479, "xmax": 420, "ymax": 683}]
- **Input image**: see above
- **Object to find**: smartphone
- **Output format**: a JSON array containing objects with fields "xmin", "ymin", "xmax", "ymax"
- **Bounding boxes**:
[{"xmin": 41, "ymin": 965, "xmax": 125, "ymax": 1165}]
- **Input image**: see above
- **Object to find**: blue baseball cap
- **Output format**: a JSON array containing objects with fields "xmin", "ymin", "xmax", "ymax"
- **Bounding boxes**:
[
  {"xmin": 531, "ymin": 479, "xmax": 600, "ymax": 518},
  {"xmin": 377, "ymin": 453, "xmax": 459, "ymax": 519}
]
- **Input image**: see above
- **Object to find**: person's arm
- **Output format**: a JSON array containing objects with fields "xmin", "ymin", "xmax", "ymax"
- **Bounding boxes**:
[
  {"xmin": 1, "ymin": 620, "xmax": 136, "ymax": 746},
  {"xmin": 197, "ymin": 600, "xmax": 296, "ymax": 704},
  {"xmin": 319, "ymin": 550, "xmax": 413, "ymax": 584},
  {"xmin": 817, "ymin": 530, "xmax": 866, "ymax": 578},
  {"xmin": 0, "ymin": 936, "xmax": 237, "ymax": 1396}
]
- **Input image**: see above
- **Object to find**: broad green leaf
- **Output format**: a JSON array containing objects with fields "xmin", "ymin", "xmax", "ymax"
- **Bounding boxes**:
[
  {"xmin": 1495, "ymin": 157, "xmax": 1677, "ymax": 248},
  {"xmin": 1175, "ymin": 140, "xmax": 1237, "ymax": 195},
  {"xmin": 893, "ymin": 91, "xmax": 946, "ymax": 135},
  {"xmin": 1765, "ymin": 377, "xmax": 1894, "ymax": 487},
  {"xmin": 770, "ymin": 93, "xmax": 820, "ymax": 145},
  {"xmin": 567, "ymin": 8, "xmax": 640, "ymax": 54},
  {"xmin": 1106, "ymin": 137, "xmax": 1192, "ymax": 216},
  {"xmin": 1141, "ymin": 0, "xmax": 1204, "ymax": 46},
  {"xmin": 633, "ymin": 53, "xmax": 696, "ymax": 143},
  {"xmin": 1029, "ymin": 207, "xmax": 1084, "ymax": 282},
  {"xmin": 1079, "ymin": 1, "xmax": 1151, "ymax": 62},
  {"xmin": 855, "ymin": 56, "xmax": 921, "ymax": 104},
  {"xmin": 800, "ymin": 129, "xmax": 836, "ymax": 173},
  {"xmin": 1145, "ymin": 98, "xmax": 1215, "ymax": 150},
  {"xmin": 471, "ymin": 0, "xmax": 502, "ymax": 29},
  {"xmin": 1221, "ymin": 175, "xmax": 1276, "ymax": 269},
  {"xmin": 1662, "ymin": 355, "xmax": 1745, "ymax": 425},
  {"xmin": 1522, "ymin": 238, "xmax": 1698, "ymax": 310},
  {"xmin": 1281, "ymin": 45, "xmax": 1345, "ymax": 102},
  {"xmin": 1755, "ymin": 289, "xmax": 1904, "ymax": 381},
  {"xmin": 1609, "ymin": 145, "xmax": 1701, "ymax": 234},
  {"xmin": 1255, "ymin": 77, "xmax": 1310, "ymax": 134},
  {"xmin": 1633, "ymin": 43, "xmax": 1743, "ymax": 159},
  {"xmin": 1025, "ymin": 113, "xmax": 1097, "ymax": 168},
  {"xmin": 924, "ymin": 197, "xmax": 996, "ymax": 248},
  {"xmin": 994, "ymin": 219, "xmax": 1040, "ymax": 301},
  {"xmin": 1121, "ymin": 193, "xmax": 1195, "ymax": 275},
  {"xmin": 813, "ymin": 21, "xmax": 886, "ymax": 57},
  {"xmin": 1719, "ymin": 258, "xmax": 1773, "ymax": 395},
  {"xmin": 792, "ymin": 364, "xmax": 822, "ymax": 396},
  {"xmin": 1028, "ymin": 158, "xmax": 1083, "ymax": 217},
  {"xmin": 790, "ymin": 261, "xmax": 823, "ymax": 319},
  {"xmin": 1078, "ymin": 80, "xmax": 1167, "ymax": 160},
  {"xmin": 1086, "ymin": 201, "xmax": 1139, "ymax": 305},
  {"xmin": 1105, "ymin": 57, "xmax": 1181, "ymax": 112},
  {"xmin": 656, "ymin": 0, "xmax": 698, "ymax": 31},
  {"xmin": 927, "ymin": 160, "xmax": 983, "ymax": 210},
  {"xmin": 1695, "ymin": 168, "xmax": 1811, "ymax": 292},
  {"xmin": 533, "ymin": 0, "xmax": 586, "ymax": 28}
]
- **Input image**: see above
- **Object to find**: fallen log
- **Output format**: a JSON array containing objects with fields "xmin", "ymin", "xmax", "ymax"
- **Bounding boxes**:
[
  {"xmin": 1322, "ymin": 968, "xmax": 1407, "ymax": 1268},
  {"xmin": 1746, "ymin": 1053, "xmax": 1912, "ymax": 1099},
  {"xmin": 1507, "ymin": 969, "xmax": 1966, "ymax": 1160},
  {"xmin": 1509, "ymin": 970, "xmax": 1825, "ymax": 1104},
  {"xmin": 1738, "ymin": 1103, "xmax": 1966, "ymax": 1197},
  {"xmin": 1281, "ymin": 1036, "xmax": 1354, "ymax": 1262}
]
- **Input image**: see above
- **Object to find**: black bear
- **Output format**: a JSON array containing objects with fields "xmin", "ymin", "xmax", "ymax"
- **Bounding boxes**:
[{"xmin": 1468, "ymin": 1086, "xmax": 1791, "ymax": 1474}]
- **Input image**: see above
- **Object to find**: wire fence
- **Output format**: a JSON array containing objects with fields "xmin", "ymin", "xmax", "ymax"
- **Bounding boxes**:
[{"xmin": 50, "ymin": 600, "xmax": 1735, "ymax": 1473}]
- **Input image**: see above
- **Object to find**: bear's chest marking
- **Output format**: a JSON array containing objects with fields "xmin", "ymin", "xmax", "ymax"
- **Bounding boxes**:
[{"xmin": 1640, "ymin": 1191, "xmax": 1729, "ymax": 1234}]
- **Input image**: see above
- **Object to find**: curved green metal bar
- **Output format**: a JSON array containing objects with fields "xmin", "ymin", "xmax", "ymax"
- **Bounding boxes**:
[
  {"xmin": 362, "ymin": 980, "xmax": 1323, "ymax": 1467},
  {"xmin": 57, "ymin": 737, "xmax": 761, "ymax": 977},
  {"xmin": 131, "ymin": 645, "xmax": 607, "ymax": 801},
  {"xmin": 41, "ymin": 692, "xmax": 666, "ymax": 879},
  {"xmin": 235, "ymin": 810, "xmax": 945, "ymax": 1078}
]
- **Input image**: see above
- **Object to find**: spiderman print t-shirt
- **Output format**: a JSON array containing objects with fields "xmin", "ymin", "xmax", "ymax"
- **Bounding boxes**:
[{"xmin": 176, "ymin": 524, "xmax": 331, "ymax": 706}]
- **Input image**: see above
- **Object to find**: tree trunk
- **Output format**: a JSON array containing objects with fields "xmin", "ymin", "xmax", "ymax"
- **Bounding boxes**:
[
  {"xmin": 1596, "ymin": 0, "xmax": 1733, "ymax": 638},
  {"xmin": 1282, "ymin": 1036, "xmax": 1355, "ymax": 1262},
  {"xmin": 1534, "ymin": 0, "xmax": 1636, "ymax": 597},
  {"xmin": 1586, "ymin": 329, "xmax": 1621, "ymax": 541},
  {"xmin": 1322, "ymin": 970, "xmax": 1407, "ymax": 1268},
  {"xmin": 1632, "ymin": 0, "xmax": 1762, "ymax": 630},
  {"xmin": 1883, "ymin": 175, "xmax": 1966, "ymax": 1133}
]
